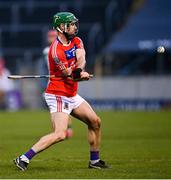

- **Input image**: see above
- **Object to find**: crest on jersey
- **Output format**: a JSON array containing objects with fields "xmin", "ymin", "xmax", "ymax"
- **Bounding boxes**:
[
  {"xmin": 64, "ymin": 102, "xmax": 69, "ymax": 110},
  {"xmin": 64, "ymin": 46, "xmax": 76, "ymax": 60}
]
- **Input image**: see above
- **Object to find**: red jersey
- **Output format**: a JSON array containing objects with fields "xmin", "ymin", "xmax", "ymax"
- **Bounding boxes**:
[{"xmin": 45, "ymin": 37, "xmax": 84, "ymax": 97}]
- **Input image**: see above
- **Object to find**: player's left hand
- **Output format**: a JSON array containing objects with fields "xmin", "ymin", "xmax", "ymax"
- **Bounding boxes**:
[{"xmin": 80, "ymin": 71, "xmax": 90, "ymax": 81}]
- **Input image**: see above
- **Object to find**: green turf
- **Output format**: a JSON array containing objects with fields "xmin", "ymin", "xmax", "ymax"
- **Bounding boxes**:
[{"xmin": 0, "ymin": 110, "xmax": 171, "ymax": 178}]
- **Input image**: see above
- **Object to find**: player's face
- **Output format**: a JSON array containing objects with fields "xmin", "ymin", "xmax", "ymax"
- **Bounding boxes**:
[{"xmin": 67, "ymin": 22, "xmax": 78, "ymax": 35}]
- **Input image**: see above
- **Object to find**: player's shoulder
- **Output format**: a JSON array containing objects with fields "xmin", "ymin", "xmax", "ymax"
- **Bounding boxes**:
[
  {"xmin": 72, "ymin": 36, "xmax": 84, "ymax": 49},
  {"xmin": 49, "ymin": 39, "xmax": 59, "ymax": 52},
  {"xmin": 72, "ymin": 36, "xmax": 83, "ymax": 43},
  {"xmin": 50, "ymin": 39, "xmax": 58, "ymax": 48},
  {"xmin": 48, "ymin": 39, "xmax": 59, "ymax": 59}
]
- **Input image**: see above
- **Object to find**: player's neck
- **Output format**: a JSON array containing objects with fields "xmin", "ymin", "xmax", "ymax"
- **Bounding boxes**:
[{"xmin": 58, "ymin": 34, "xmax": 70, "ymax": 46}]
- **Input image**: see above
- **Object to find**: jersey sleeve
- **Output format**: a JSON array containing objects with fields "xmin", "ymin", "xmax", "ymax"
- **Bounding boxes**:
[
  {"xmin": 74, "ymin": 37, "xmax": 84, "ymax": 49},
  {"xmin": 50, "ymin": 41, "xmax": 66, "ymax": 72}
]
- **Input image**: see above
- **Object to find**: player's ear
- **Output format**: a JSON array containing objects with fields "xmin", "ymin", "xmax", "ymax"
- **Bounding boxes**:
[{"xmin": 60, "ymin": 24, "xmax": 65, "ymax": 31}]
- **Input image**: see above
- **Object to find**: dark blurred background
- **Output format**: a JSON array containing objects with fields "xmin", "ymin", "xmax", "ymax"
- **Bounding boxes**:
[
  {"xmin": 0, "ymin": 0, "xmax": 137, "ymax": 74},
  {"xmin": 0, "ymin": 0, "xmax": 171, "ymax": 110}
]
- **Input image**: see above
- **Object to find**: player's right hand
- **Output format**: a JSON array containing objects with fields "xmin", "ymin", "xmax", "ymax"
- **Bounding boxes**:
[
  {"xmin": 71, "ymin": 68, "xmax": 90, "ymax": 81},
  {"xmin": 72, "ymin": 71, "xmax": 90, "ymax": 81}
]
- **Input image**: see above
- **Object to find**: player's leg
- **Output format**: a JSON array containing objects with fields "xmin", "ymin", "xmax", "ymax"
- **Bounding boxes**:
[
  {"xmin": 71, "ymin": 100, "xmax": 108, "ymax": 169},
  {"xmin": 49, "ymin": 114, "xmax": 73, "ymax": 139},
  {"xmin": 66, "ymin": 117, "xmax": 73, "ymax": 139},
  {"xmin": 14, "ymin": 112, "xmax": 69, "ymax": 171},
  {"xmin": 32, "ymin": 112, "xmax": 69, "ymax": 152}
]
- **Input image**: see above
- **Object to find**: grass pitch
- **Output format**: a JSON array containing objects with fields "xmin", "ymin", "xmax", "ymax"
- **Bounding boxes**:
[{"xmin": 0, "ymin": 110, "xmax": 171, "ymax": 178}]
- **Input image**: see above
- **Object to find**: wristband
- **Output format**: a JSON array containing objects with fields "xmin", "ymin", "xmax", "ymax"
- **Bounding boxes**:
[{"xmin": 72, "ymin": 68, "xmax": 82, "ymax": 79}]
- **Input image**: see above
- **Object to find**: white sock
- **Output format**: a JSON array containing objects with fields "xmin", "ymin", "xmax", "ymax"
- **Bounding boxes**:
[
  {"xmin": 20, "ymin": 155, "xmax": 30, "ymax": 163},
  {"xmin": 90, "ymin": 159, "xmax": 100, "ymax": 164}
]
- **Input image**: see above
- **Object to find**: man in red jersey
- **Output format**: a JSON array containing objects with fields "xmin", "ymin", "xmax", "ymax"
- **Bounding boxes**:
[{"xmin": 14, "ymin": 12, "xmax": 108, "ymax": 170}]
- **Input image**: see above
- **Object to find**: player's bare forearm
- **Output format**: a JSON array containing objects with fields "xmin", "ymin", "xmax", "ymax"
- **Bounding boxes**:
[{"xmin": 75, "ymin": 48, "xmax": 86, "ymax": 70}]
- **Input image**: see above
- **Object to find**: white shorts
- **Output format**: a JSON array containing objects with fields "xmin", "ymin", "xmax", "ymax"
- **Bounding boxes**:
[{"xmin": 44, "ymin": 93, "xmax": 85, "ymax": 114}]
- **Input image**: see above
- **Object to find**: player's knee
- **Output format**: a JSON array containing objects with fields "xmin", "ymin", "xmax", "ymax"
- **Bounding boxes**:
[
  {"xmin": 90, "ymin": 116, "xmax": 101, "ymax": 130},
  {"xmin": 96, "ymin": 116, "xmax": 101, "ymax": 129},
  {"xmin": 53, "ymin": 131, "xmax": 66, "ymax": 142}
]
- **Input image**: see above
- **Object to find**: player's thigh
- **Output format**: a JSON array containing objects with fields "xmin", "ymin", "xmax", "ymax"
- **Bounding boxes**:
[
  {"xmin": 50, "ymin": 112, "xmax": 70, "ymax": 132},
  {"xmin": 71, "ymin": 100, "xmax": 100, "ymax": 126}
]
